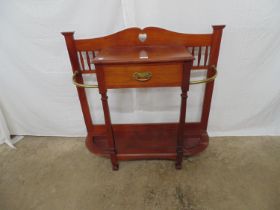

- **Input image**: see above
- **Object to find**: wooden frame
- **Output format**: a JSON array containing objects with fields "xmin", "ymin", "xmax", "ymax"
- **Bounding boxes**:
[{"xmin": 62, "ymin": 26, "xmax": 225, "ymax": 170}]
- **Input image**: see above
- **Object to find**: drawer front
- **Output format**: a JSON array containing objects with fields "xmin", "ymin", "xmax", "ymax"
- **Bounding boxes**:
[{"xmin": 102, "ymin": 63, "xmax": 183, "ymax": 89}]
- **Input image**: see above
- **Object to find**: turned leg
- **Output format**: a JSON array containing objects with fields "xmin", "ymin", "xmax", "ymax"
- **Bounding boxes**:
[
  {"xmin": 176, "ymin": 62, "xmax": 191, "ymax": 169},
  {"xmin": 176, "ymin": 91, "xmax": 188, "ymax": 169},
  {"xmin": 107, "ymin": 147, "xmax": 119, "ymax": 170},
  {"xmin": 100, "ymin": 91, "xmax": 119, "ymax": 170},
  {"xmin": 175, "ymin": 147, "xmax": 184, "ymax": 169}
]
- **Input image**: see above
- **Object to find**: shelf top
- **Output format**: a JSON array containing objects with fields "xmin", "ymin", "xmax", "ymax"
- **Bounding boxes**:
[{"xmin": 92, "ymin": 45, "xmax": 194, "ymax": 64}]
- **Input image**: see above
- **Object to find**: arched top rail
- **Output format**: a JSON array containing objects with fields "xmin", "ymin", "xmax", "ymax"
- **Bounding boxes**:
[{"xmin": 62, "ymin": 26, "xmax": 224, "ymax": 51}]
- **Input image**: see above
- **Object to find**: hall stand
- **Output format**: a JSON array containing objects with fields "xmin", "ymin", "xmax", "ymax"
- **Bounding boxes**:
[{"xmin": 62, "ymin": 26, "xmax": 225, "ymax": 170}]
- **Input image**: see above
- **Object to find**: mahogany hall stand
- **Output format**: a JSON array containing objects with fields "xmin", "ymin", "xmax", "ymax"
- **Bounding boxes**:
[{"xmin": 62, "ymin": 26, "xmax": 225, "ymax": 170}]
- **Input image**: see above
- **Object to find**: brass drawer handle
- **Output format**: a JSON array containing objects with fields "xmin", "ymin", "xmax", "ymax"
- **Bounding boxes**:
[{"xmin": 133, "ymin": 72, "xmax": 152, "ymax": 82}]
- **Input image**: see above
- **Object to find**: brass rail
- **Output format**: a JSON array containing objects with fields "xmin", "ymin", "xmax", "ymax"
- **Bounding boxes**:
[
  {"xmin": 190, "ymin": 65, "xmax": 217, "ymax": 85},
  {"xmin": 72, "ymin": 66, "xmax": 218, "ymax": 88},
  {"xmin": 72, "ymin": 71, "xmax": 98, "ymax": 88}
]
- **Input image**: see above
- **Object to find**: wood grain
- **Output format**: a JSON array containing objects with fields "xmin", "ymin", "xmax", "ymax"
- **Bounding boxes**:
[
  {"xmin": 102, "ymin": 63, "xmax": 183, "ymax": 89},
  {"xmin": 74, "ymin": 27, "xmax": 213, "ymax": 51}
]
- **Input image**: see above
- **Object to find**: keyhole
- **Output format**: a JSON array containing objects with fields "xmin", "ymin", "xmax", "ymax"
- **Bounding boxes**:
[{"xmin": 138, "ymin": 33, "xmax": 147, "ymax": 42}]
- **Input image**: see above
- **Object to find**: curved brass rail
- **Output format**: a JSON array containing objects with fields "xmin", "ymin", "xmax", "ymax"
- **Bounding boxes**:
[
  {"xmin": 72, "ymin": 71, "xmax": 98, "ymax": 88},
  {"xmin": 72, "ymin": 65, "xmax": 218, "ymax": 88},
  {"xmin": 190, "ymin": 65, "xmax": 218, "ymax": 85}
]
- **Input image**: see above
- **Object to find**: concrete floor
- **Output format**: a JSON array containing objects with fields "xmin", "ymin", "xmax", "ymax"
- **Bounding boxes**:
[{"xmin": 0, "ymin": 136, "xmax": 279, "ymax": 210}]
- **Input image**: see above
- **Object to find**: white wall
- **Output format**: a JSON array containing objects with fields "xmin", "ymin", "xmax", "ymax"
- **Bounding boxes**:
[{"xmin": 0, "ymin": 0, "xmax": 280, "ymax": 137}]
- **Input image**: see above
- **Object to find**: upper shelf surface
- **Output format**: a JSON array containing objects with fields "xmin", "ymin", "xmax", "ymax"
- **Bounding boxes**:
[{"xmin": 92, "ymin": 45, "xmax": 194, "ymax": 64}]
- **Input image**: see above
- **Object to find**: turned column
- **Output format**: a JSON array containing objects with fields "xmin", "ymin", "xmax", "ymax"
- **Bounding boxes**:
[
  {"xmin": 176, "ymin": 61, "xmax": 192, "ymax": 169},
  {"xmin": 95, "ymin": 64, "xmax": 119, "ymax": 170}
]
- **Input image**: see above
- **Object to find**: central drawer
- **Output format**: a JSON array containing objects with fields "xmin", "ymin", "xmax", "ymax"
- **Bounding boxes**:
[{"xmin": 102, "ymin": 62, "xmax": 183, "ymax": 89}]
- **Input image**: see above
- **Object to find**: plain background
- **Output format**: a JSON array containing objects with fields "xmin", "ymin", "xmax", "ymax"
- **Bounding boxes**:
[{"xmin": 0, "ymin": 0, "xmax": 280, "ymax": 141}]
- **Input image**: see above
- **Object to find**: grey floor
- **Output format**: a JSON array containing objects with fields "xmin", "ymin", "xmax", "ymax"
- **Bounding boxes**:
[{"xmin": 0, "ymin": 136, "xmax": 279, "ymax": 210}]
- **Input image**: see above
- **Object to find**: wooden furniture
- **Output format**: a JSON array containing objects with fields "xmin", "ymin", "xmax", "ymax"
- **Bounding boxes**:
[{"xmin": 62, "ymin": 26, "xmax": 225, "ymax": 170}]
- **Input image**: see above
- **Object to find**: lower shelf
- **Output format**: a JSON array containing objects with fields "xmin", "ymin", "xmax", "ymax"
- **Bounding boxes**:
[{"xmin": 86, "ymin": 123, "xmax": 209, "ymax": 160}]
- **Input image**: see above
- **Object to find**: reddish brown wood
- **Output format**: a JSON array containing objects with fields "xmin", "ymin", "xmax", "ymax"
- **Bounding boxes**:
[
  {"xmin": 176, "ymin": 61, "xmax": 192, "ymax": 169},
  {"xmin": 78, "ymin": 51, "xmax": 85, "ymax": 70},
  {"xmin": 93, "ymin": 45, "xmax": 193, "ymax": 64},
  {"xmin": 87, "ymin": 122, "xmax": 203, "ymax": 137},
  {"xmin": 62, "ymin": 26, "xmax": 225, "ymax": 170},
  {"xmin": 94, "ymin": 46, "xmax": 193, "ymax": 170},
  {"xmin": 61, "ymin": 33, "xmax": 93, "ymax": 132},
  {"xmin": 85, "ymin": 51, "xmax": 91, "ymax": 71},
  {"xmin": 75, "ymin": 27, "xmax": 212, "ymax": 51},
  {"xmin": 85, "ymin": 123, "xmax": 208, "ymax": 159},
  {"xmin": 95, "ymin": 64, "xmax": 119, "ymax": 170},
  {"xmin": 102, "ymin": 63, "xmax": 183, "ymax": 89},
  {"xmin": 197, "ymin": 46, "xmax": 202, "ymax": 66},
  {"xmin": 201, "ymin": 25, "xmax": 225, "ymax": 129},
  {"xmin": 204, "ymin": 46, "xmax": 209, "ymax": 66}
]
